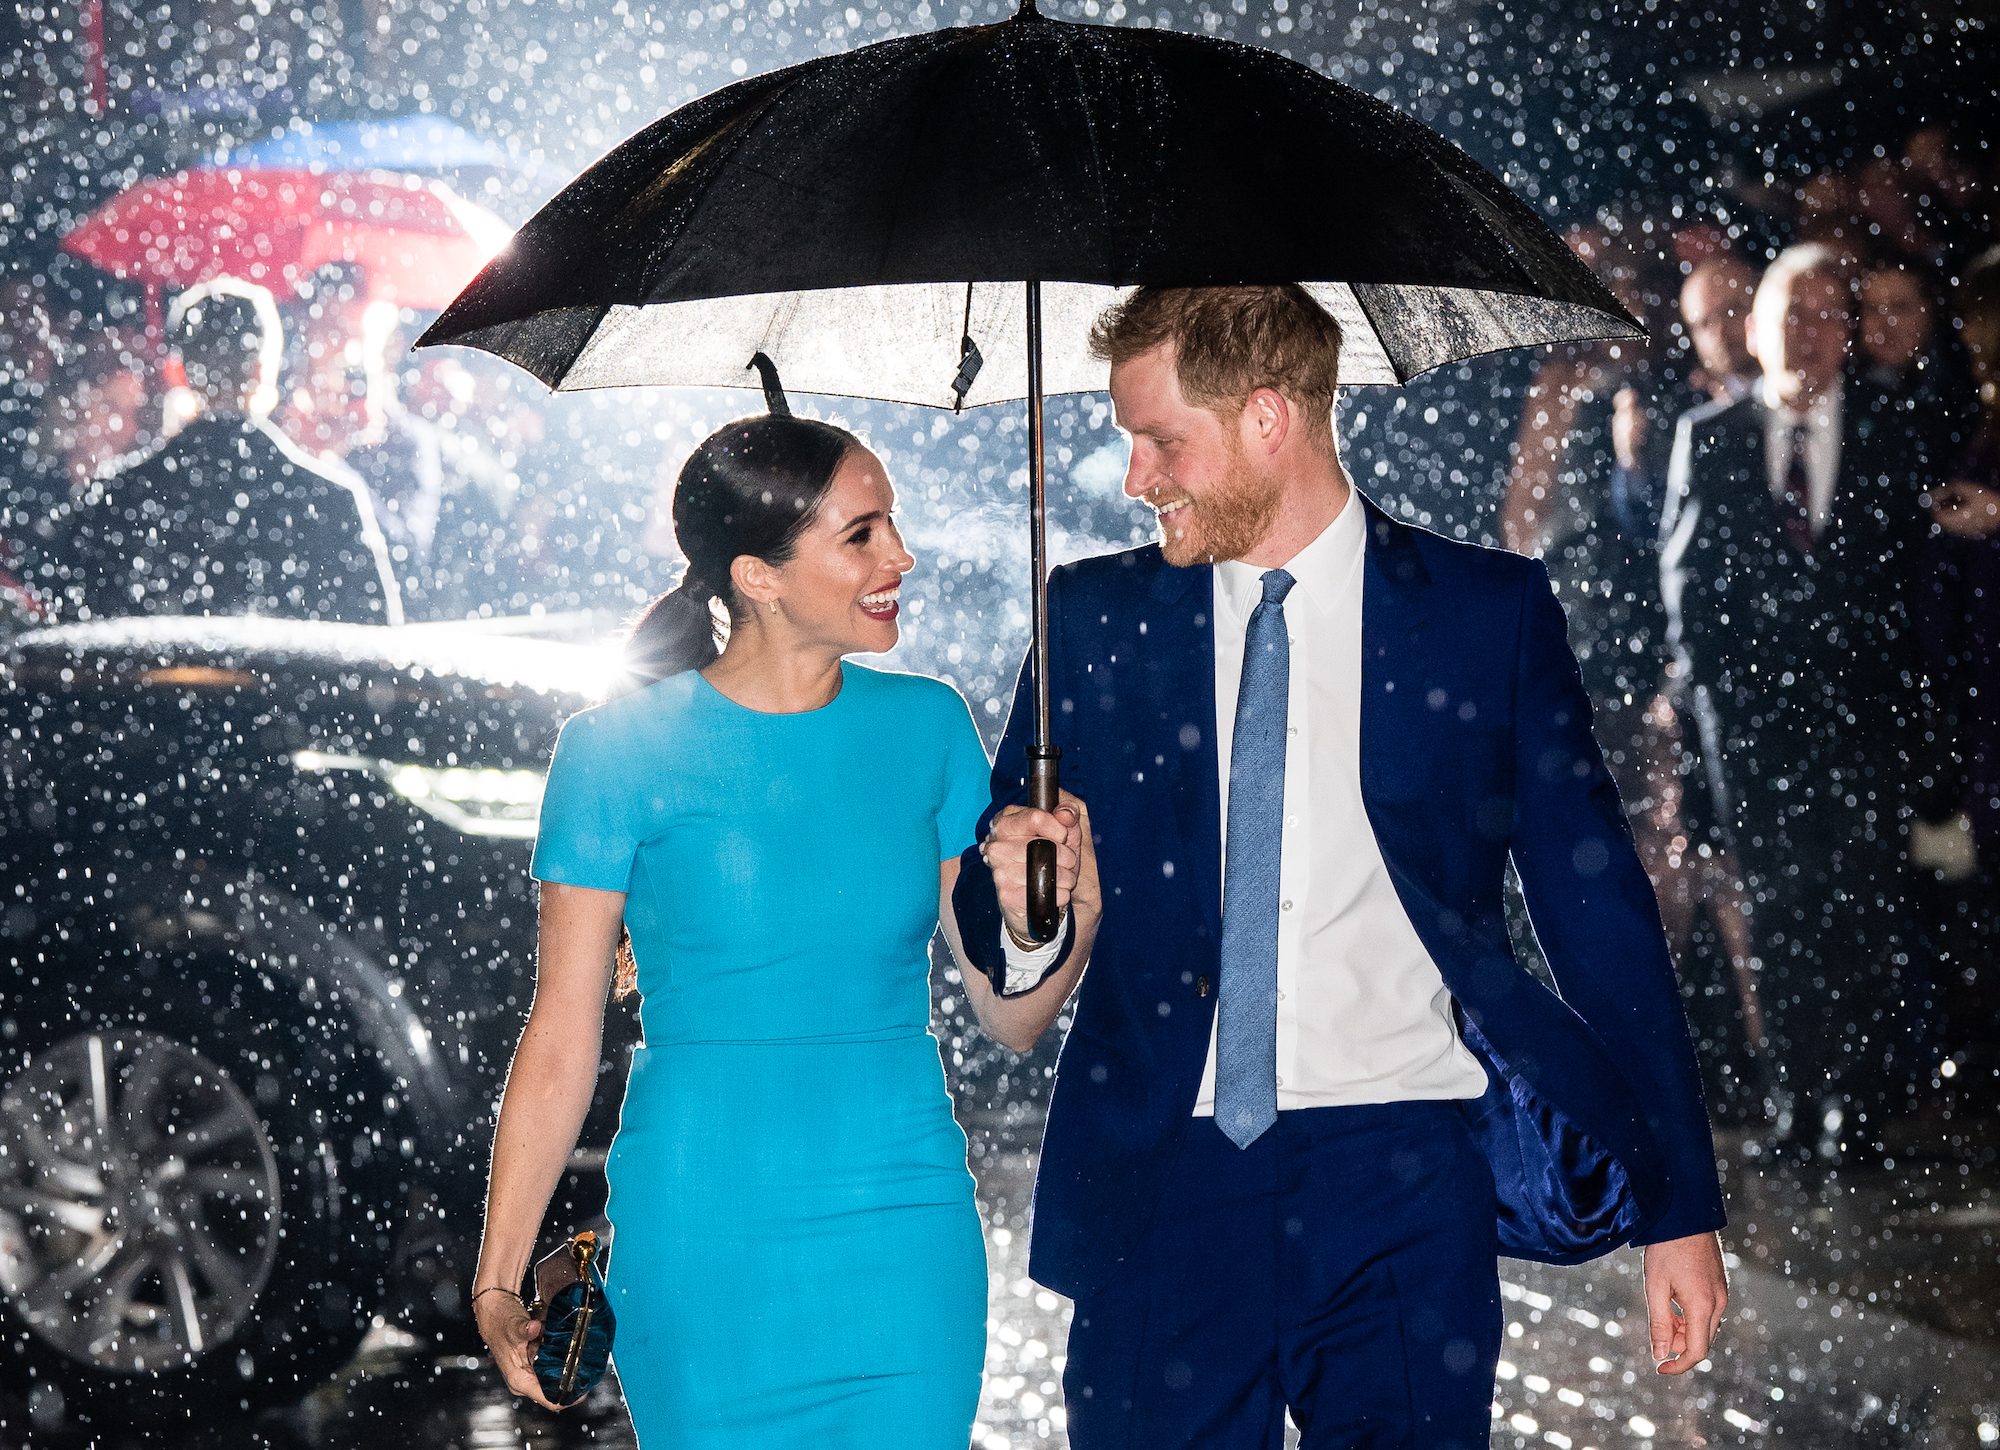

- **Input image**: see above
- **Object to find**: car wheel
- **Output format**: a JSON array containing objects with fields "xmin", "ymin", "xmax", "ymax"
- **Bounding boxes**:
[{"xmin": 0, "ymin": 876, "xmax": 409, "ymax": 1430}]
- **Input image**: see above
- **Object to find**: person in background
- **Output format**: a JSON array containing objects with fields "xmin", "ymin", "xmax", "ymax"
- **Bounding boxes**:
[
  {"xmin": 2, "ymin": 321, "xmax": 153, "ymax": 617},
  {"xmin": 54, "ymin": 278, "xmax": 401, "ymax": 625},
  {"xmin": 1, "ymin": 282, "xmax": 63, "ymax": 620},
  {"xmin": 1661, "ymin": 243, "xmax": 1970, "ymax": 1155},
  {"xmin": 1681, "ymin": 255, "xmax": 1762, "ymax": 406},
  {"xmin": 48, "ymin": 327, "xmax": 150, "ymax": 498},
  {"xmin": 280, "ymin": 262, "xmax": 444, "ymax": 571},
  {"xmin": 1646, "ymin": 249, "xmax": 1765, "ymax": 962},
  {"xmin": 1592, "ymin": 253, "xmax": 1761, "ymax": 557},
  {"xmin": 1857, "ymin": 266, "xmax": 1939, "ymax": 395},
  {"xmin": 1500, "ymin": 233, "xmax": 1767, "ymax": 1111},
  {"xmin": 1499, "ymin": 229, "xmax": 1666, "ymax": 721},
  {"xmin": 1910, "ymin": 252, "xmax": 2000, "ymax": 1102}
]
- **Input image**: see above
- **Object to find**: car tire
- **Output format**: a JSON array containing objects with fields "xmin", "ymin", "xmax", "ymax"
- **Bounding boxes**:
[{"xmin": 0, "ymin": 866, "xmax": 411, "ymax": 1430}]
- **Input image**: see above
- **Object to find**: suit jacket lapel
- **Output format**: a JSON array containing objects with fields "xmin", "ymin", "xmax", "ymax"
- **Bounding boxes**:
[
  {"xmin": 1358, "ymin": 495, "xmax": 1433, "ymax": 805},
  {"xmin": 1145, "ymin": 560, "xmax": 1223, "ymax": 944}
]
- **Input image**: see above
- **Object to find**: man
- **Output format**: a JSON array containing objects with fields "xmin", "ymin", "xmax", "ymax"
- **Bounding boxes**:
[
  {"xmin": 951, "ymin": 285, "xmax": 1727, "ymax": 1450},
  {"xmin": 1565, "ymin": 255, "xmax": 1761, "ymax": 555},
  {"xmin": 1497, "ymin": 245, "xmax": 1770, "ymax": 1120},
  {"xmin": 1660, "ymin": 244, "xmax": 1969, "ymax": 1147},
  {"xmin": 55, "ymin": 278, "xmax": 401, "ymax": 625},
  {"xmin": 1680, "ymin": 255, "xmax": 1761, "ymax": 405},
  {"xmin": 1856, "ymin": 265, "xmax": 1936, "ymax": 395}
]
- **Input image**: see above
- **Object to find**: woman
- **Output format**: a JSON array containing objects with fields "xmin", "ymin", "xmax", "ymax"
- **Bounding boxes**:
[{"xmin": 470, "ymin": 397, "xmax": 1099, "ymax": 1446}]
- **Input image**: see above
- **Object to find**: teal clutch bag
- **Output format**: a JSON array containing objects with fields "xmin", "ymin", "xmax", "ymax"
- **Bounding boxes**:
[{"xmin": 527, "ymin": 1231, "xmax": 615, "ymax": 1408}]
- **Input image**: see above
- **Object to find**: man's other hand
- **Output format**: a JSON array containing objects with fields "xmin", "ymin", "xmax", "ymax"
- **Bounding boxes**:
[
  {"xmin": 1929, "ymin": 479, "xmax": 2000, "ymax": 539},
  {"xmin": 981, "ymin": 793, "xmax": 1086, "ymax": 946},
  {"xmin": 1642, "ymin": 1232, "xmax": 1728, "ymax": 1375}
]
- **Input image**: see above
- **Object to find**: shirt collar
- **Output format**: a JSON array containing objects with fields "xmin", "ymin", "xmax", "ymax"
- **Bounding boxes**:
[{"xmin": 1214, "ymin": 489, "xmax": 1365, "ymax": 618}]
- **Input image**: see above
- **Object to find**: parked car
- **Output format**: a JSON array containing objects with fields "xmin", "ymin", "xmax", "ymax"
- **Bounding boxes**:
[{"xmin": 0, "ymin": 614, "xmax": 641, "ymax": 1426}]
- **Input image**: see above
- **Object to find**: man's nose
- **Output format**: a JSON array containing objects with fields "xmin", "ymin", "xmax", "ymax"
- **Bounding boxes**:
[{"xmin": 1123, "ymin": 456, "xmax": 1159, "ymax": 500}]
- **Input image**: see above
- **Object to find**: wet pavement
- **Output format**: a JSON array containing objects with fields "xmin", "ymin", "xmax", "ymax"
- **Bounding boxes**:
[{"xmin": 5, "ymin": 1117, "xmax": 1996, "ymax": 1449}]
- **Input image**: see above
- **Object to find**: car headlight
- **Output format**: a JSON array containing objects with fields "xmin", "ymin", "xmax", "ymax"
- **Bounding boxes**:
[{"xmin": 293, "ymin": 751, "xmax": 544, "ymax": 839}]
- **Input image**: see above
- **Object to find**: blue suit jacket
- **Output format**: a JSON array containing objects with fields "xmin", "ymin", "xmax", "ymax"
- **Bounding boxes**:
[{"xmin": 954, "ymin": 497, "xmax": 1727, "ymax": 1301}]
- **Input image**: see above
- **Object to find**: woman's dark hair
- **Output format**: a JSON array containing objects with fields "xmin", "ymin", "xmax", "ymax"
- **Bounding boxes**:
[{"xmin": 620, "ymin": 411, "xmax": 861, "ymax": 693}]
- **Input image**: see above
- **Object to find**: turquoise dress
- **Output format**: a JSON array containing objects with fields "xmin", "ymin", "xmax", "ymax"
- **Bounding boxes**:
[{"xmin": 531, "ymin": 663, "xmax": 991, "ymax": 1448}]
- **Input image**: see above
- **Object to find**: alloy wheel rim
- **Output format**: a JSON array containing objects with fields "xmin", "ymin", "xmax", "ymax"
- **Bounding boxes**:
[{"xmin": 0, "ymin": 1031, "xmax": 282, "ymax": 1372}]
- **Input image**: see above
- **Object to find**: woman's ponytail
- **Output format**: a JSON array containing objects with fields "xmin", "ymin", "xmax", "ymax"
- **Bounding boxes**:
[{"xmin": 618, "ymin": 573, "xmax": 723, "ymax": 696}]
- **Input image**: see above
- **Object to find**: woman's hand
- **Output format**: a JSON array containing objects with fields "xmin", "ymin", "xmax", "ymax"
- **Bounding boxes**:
[
  {"xmin": 474, "ymin": 1289, "xmax": 560, "ymax": 1410},
  {"xmin": 981, "ymin": 789, "xmax": 1089, "ymax": 946},
  {"xmin": 946, "ymin": 788, "xmax": 1101, "ymax": 1055}
]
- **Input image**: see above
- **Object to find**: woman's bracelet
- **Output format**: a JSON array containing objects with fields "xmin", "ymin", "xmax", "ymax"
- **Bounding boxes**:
[{"xmin": 472, "ymin": 1285, "xmax": 525, "ymax": 1310}]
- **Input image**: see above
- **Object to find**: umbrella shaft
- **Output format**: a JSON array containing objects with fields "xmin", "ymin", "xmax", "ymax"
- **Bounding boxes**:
[{"xmin": 1027, "ymin": 280, "xmax": 1050, "ymax": 748}]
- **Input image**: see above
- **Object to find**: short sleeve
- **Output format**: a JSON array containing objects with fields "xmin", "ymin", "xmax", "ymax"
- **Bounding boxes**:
[
  {"xmin": 530, "ymin": 709, "xmax": 644, "ymax": 892},
  {"xmin": 934, "ymin": 686, "xmax": 993, "ymax": 863}
]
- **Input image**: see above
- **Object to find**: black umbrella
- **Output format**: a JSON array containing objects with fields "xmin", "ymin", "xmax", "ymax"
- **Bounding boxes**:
[{"xmin": 418, "ymin": 0, "xmax": 1642, "ymax": 938}]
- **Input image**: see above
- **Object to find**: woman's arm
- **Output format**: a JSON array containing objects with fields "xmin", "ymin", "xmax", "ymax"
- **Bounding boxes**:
[
  {"xmin": 471, "ymin": 881, "xmax": 626, "ymax": 1408},
  {"xmin": 938, "ymin": 791, "xmax": 1100, "ymax": 1055}
]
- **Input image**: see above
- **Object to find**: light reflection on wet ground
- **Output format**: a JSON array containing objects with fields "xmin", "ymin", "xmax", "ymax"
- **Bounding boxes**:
[{"xmin": 7, "ymin": 1119, "xmax": 1996, "ymax": 1448}]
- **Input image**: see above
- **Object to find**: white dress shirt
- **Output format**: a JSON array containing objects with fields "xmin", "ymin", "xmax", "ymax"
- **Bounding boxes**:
[
  {"xmin": 1761, "ymin": 379, "xmax": 1844, "ymax": 532},
  {"xmin": 1192, "ymin": 495, "xmax": 1488, "ymax": 1113},
  {"xmin": 1003, "ymin": 496, "xmax": 1488, "ymax": 1110}
]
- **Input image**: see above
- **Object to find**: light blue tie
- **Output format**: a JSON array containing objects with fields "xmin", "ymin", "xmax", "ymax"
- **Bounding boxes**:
[{"xmin": 1215, "ymin": 567, "xmax": 1294, "ymax": 1149}]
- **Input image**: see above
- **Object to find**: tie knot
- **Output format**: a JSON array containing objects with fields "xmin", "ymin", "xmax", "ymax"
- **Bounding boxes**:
[{"xmin": 1259, "ymin": 568, "xmax": 1296, "ymax": 607}]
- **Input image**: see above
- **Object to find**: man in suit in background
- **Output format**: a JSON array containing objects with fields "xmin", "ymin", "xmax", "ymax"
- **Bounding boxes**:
[
  {"xmin": 53, "ymin": 278, "xmax": 401, "ymax": 626},
  {"xmin": 951, "ymin": 285, "xmax": 1727, "ymax": 1450},
  {"xmin": 1660, "ymin": 243, "xmax": 1970, "ymax": 1153}
]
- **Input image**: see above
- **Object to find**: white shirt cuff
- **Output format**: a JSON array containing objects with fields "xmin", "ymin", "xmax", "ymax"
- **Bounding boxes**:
[{"xmin": 1000, "ymin": 911, "xmax": 1069, "ymax": 995}]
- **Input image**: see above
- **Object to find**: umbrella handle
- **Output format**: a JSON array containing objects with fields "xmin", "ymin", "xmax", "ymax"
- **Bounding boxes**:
[{"xmin": 1025, "ymin": 745, "xmax": 1063, "ymax": 943}]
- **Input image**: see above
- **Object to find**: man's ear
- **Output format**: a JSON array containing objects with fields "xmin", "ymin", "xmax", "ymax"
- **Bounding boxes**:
[{"xmin": 1242, "ymin": 387, "xmax": 1291, "ymax": 458}]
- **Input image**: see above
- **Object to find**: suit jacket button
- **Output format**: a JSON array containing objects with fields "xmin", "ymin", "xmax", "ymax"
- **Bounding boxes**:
[{"xmin": 1196, "ymin": 976, "xmax": 1210, "ymax": 997}]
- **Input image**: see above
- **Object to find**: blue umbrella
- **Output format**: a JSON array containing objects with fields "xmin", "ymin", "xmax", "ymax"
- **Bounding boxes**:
[{"xmin": 216, "ymin": 118, "xmax": 529, "ymax": 177}]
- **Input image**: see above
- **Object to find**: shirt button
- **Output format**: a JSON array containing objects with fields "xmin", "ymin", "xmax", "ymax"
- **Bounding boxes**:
[
  {"xmin": 1277, "ymin": 991, "xmax": 1286, "ymax": 1001},
  {"xmin": 1281, "ymin": 900, "xmax": 1293, "ymax": 911},
  {"xmin": 1287, "ymin": 726, "xmax": 1298, "ymax": 736},
  {"xmin": 1275, "ymin": 1077, "xmax": 1284, "ymax": 1087},
  {"xmin": 1286, "ymin": 816, "xmax": 1298, "ymax": 827}
]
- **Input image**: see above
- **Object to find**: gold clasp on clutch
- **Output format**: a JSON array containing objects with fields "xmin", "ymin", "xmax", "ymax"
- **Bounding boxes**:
[{"xmin": 557, "ymin": 1232, "xmax": 598, "ymax": 1403}]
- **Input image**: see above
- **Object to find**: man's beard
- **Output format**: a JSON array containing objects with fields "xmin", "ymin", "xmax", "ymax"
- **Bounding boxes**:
[{"xmin": 1156, "ymin": 443, "xmax": 1284, "ymax": 567}]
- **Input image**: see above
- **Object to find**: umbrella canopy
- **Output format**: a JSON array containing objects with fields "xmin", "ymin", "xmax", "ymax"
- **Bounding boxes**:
[
  {"xmin": 418, "ymin": 1, "xmax": 1645, "ymax": 942},
  {"xmin": 419, "ymin": 2, "xmax": 1639, "ymax": 405},
  {"xmin": 62, "ymin": 168, "xmax": 512, "ymax": 309},
  {"xmin": 215, "ymin": 118, "xmax": 533, "ymax": 178}
]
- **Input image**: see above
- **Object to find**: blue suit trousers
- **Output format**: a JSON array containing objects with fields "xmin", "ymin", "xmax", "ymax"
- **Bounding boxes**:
[{"xmin": 1063, "ymin": 1102, "xmax": 1503, "ymax": 1450}]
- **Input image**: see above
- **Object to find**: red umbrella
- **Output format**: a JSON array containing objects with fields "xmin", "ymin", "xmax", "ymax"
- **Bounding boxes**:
[{"xmin": 62, "ymin": 168, "xmax": 511, "ymax": 311}]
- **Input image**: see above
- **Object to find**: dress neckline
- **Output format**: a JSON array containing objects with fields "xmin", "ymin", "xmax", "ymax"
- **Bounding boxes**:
[{"xmin": 693, "ymin": 660, "xmax": 851, "ymax": 718}]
